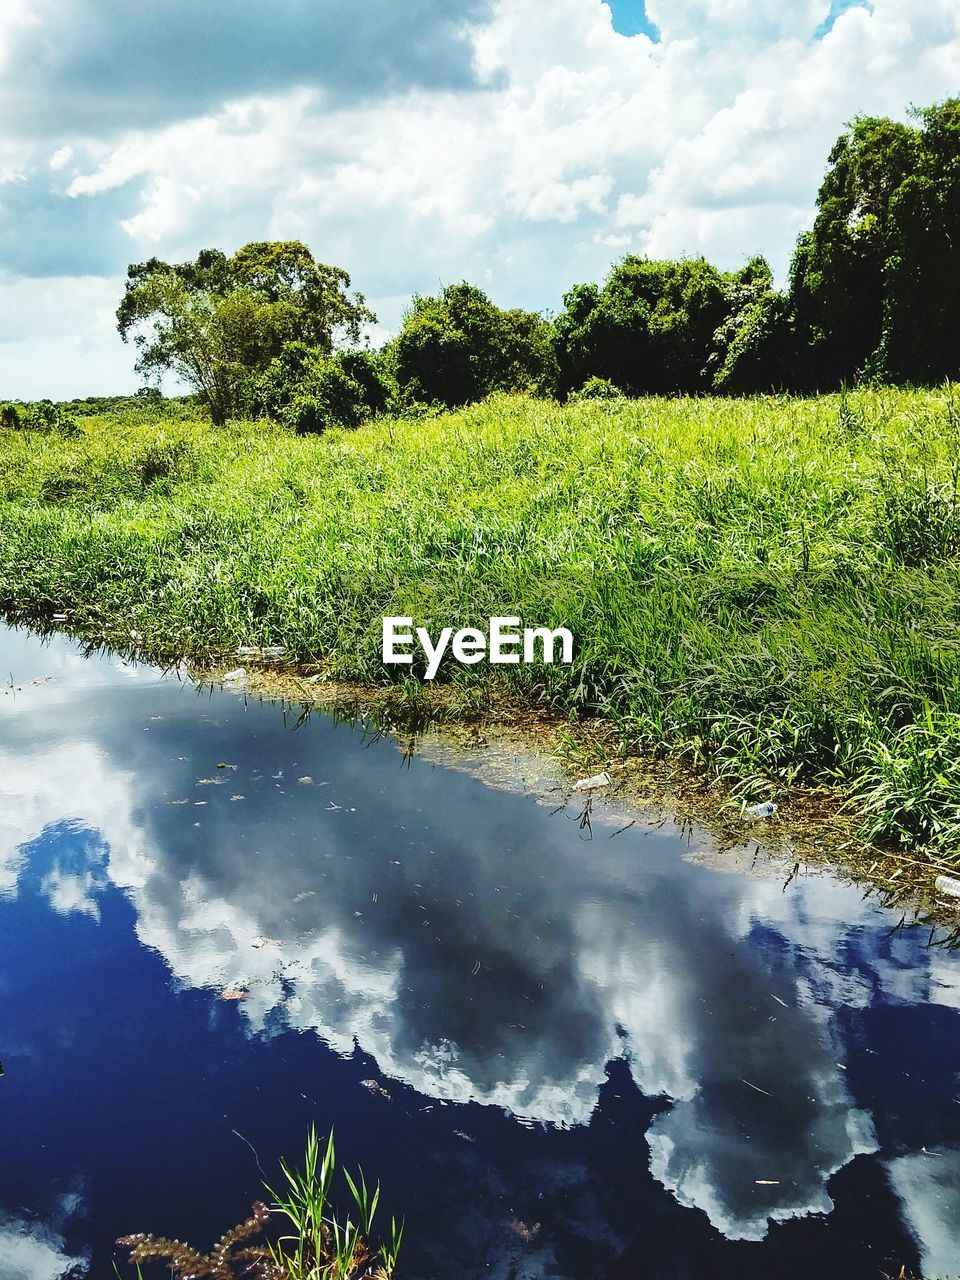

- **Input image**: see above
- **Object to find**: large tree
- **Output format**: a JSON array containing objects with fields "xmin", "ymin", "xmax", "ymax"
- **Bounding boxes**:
[
  {"xmin": 117, "ymin": 242, "xmax": 375, "ymax": 423},
  {"xmin": 790, "ymin": 99, "xmax": 960, "ymax": 387}
]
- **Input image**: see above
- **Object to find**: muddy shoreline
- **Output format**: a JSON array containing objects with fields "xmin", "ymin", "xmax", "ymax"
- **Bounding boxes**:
[
  {"xmin": 205, "ymin": 656, "xmax": 960, "ymax": 943},
  {"xmin": 6, "ymin": 609, "xmax": 959, "ymax": 940}
]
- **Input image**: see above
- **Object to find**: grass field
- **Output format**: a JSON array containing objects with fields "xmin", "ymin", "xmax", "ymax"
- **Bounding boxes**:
[{"xmin": 2, "ymin": 388, "xmax": 960, "ymax": 856}]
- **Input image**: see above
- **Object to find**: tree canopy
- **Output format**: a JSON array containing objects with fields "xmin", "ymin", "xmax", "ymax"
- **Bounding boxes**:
[
  {"xmin": 391, "ymin": 283, "xmax": 557, "ymax": 408},
  {"xmin": 113, "ymin": 98, "xmax": 960, "ymax": 428},
  {"xmin": 790, "ymin": 99, "xmax": 960, "ymax": 387},
  {"xmin": 117, "ymin": 241, "xmax": 375, "ymax": 423}
]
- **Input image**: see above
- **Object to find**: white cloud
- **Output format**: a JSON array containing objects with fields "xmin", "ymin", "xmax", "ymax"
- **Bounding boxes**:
[
  {"xmin": 886, "ymin": 1149, "xmax": 960, "ymax": 1280},
  {"xmin": 2, "ymin": 0, "xmax": 958, "ymax": 395},
  {"xmin": 0, "ymin": 1212, "xmax": 87, "ymax": 1280},
  {"xmin": 48, "ymin": 145, "xmax": 72, "ymax": 170},
  {"xmin": 0, "ymin": 274, "xmax": 138, "ymax": 398},
  {"xmin": 0, "ymin": 1, "xmax": 39, "ymax": 77}
]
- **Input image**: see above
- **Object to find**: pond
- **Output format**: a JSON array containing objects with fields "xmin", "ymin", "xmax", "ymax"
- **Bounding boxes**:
[{"xmin": 1, "ymin": 623, "xmax": 959, "ymax": 1280}]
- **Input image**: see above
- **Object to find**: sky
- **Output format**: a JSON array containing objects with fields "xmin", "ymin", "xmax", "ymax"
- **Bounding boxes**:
[{"xmin": 0, "ymin": 0, "xmax": 958, "ymax": 399}]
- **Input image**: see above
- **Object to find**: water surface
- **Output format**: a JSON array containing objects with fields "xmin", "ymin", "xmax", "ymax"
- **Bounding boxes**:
[{"xmin": 1, "ymin": 625, "xmax": 959, "ymax": 1279}]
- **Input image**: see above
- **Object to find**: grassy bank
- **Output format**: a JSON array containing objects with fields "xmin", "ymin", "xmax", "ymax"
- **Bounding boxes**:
[{"xmin": 2, "ymin": 389, "xmax": 960, "ymax": 856}]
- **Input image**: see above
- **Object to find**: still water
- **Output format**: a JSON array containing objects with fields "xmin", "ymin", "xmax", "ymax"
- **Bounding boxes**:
[{"xmin": 0, "ymin": 624, "xmax": 959, "ymax": 1280}]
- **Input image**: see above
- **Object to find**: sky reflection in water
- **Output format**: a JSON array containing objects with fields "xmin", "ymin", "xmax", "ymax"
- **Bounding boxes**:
[{"xmin": 0, "ymin": 625, "xmax": 959, "ymax": 1279}]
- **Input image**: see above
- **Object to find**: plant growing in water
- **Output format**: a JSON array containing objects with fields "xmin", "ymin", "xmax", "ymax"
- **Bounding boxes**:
[{"xmin": 116, "ymin": 1127, "xmax": 403, "ymax": 1280}]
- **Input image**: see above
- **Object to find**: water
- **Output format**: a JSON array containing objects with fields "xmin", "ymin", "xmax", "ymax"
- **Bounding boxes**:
[{"xmin": 0, "ymin": 624, "xmax": 959, "ymax": 1280}]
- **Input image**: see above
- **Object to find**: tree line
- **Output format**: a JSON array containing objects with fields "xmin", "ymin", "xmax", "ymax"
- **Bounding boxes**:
[{"xmin": 114, "ymin": 98, "xmax": 959, "ymax": 430}]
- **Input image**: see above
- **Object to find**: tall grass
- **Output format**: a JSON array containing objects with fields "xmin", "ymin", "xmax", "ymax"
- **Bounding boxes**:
[
  {"xmin": 117, "ymin": 1127, "xmax": 402, "ymax": 1279},
  {"xmin": 2, "ymin": 387, "xmax": 960, "ymax": 854}
]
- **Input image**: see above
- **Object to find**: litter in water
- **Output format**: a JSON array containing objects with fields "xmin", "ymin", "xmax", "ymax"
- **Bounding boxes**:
[
  {"xmin": 573, "ymin": 772, "xmax": 610, "ymax": 792},
  {"xmin": 743, "ymin": 801, "xmax": 777, "ymax": 820}
]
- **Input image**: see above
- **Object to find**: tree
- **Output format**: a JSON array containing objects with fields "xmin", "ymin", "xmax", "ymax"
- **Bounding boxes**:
[
  {"xmin": 789, "ymin": 99, "xmax": 960, "ymax": 386},
  {"xmin": 391, "ymin": 283, "xmax": 557, "ymax": 408},
  {"xmin": 117, "ymin": 242, "xmax": 375, "ymax": 424},
  {"xmin": 877, "ymin": 99, "xmax": 960, "ymax": 384},
  {"xmin": 231, "ymin": 241, "xmax": 374, "ymax": 356},
  {"xmin": 551, "ymin": 257, "xmax": 731, "ymax": 396}
]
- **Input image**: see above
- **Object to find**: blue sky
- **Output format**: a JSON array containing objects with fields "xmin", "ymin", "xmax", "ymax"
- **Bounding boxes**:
[
  {"xmin": 607, "ymin": 1, "xmax": 659, "ymax": 37},
  {"xmin": 0, "ymin": 0, "xmax": 957, "ymax": 398}
]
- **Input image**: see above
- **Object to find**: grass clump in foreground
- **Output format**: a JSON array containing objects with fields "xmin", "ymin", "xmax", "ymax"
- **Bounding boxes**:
[
  {"xmin": 3, "ymin": 387, "xmax": 960, "ymax": 856},
  {"xmin": 118, "ymin": 1127, "xmax": 403, "ymax": 1279}
]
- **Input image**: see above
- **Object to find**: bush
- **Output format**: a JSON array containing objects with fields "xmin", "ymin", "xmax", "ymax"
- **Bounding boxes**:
[
  {"xmin": 6, "ymin": 400, "xmax": 80, "ymax": 436},
  {"xmin": 392, "ymin": 282, "xmax": 557, "ymax": 408},
  {"xmin": 551, "ymin": 257, "xmax": 731, "ymax": 396},
  {"xmin": 571, "ymin": 375, "xmax": 623, "ymax": 401},
  {"xmin": 253, "ymin": 344, "xmax": 393, "ymax": 434}
]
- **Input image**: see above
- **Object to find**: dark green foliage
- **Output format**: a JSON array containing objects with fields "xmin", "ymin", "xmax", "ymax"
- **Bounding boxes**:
[
  {"xmin": 550, "ymin": 97, "xmax": 958, "ymax": 397},
  {"xmin": 7, "ymin": 400, "xmax": 80, "ymax": 435},
  {"xmin": 392, "ymin": 282, "xmax": 557, "ymax": 408},
  {"xmin": 251, "ymin": 341, "xmax": 316, "ymax": 417},
  {"xmin": 709, "ymin": 258, "xmax": 799, "ymax": 393},
  {"xmin": 106, "ymin": 99, "xmax": 958, "ymax": 418},
  {"xmin": 57, "ymin": 392, "xmax": 199, "ymax": 422},
  {"xmin": 790, "ymin": 98, "xmax": 960, "ymax": 387},
  {"xmin": 253, "ymin": 343, "xmax": 393, "ymax": 434},
  {"xmin": 552, "ymin": 256, "xmax": 733, "ymax": 396}
]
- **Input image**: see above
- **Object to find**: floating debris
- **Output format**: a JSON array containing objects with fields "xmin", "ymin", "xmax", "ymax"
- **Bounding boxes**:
[
  {"xmin": 217, "ymin": 762, "xmax": 237, "ymax": 771},
  {"xmin": 740, "ymin": 1077, "xmax": 773, "ymax": 1096},
  {"xmin": 251, "ymin": 936, "xmax": 280, "ymax": 950},
  {"xmin": 219, "ymin": 989, "xmax": 250, "ymax": 1001},
  {"xmin": 509, "ymin": 1218, "xmax": 541, "ymax": 1242},
  {"xmin": 935, "ymin": 874, "xmax": 960, "ymax": 900},
  {"xmin": 743, "ymin": 801, "xmax": 777, "ymax": 820},
  {"xmin": 573, "ymin": 772, "xmax": 610, "ymax": 792},
  {"xmin": 222, "ymin": 668, "xmax": 246, "ymax": 683},
  {"xmin": 359, "ymin": 1079, "xmax": 390, "ymax": 1099}
]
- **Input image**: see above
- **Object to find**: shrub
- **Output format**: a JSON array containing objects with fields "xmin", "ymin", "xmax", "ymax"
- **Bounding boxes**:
[
  {"xmin": 392, "ymin": 282, "xmax": 557, "ymax": 408},
  {"xmin": 9, "ymin": 400, "xmax": 80, "ymax": 436},
  {"xmin": 253, "ymin": 344, "xmax": 393, "ymax": 434},
  {"xmin": 571, "ymin": 375, "xmax": 623, "ymax": 401}
]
